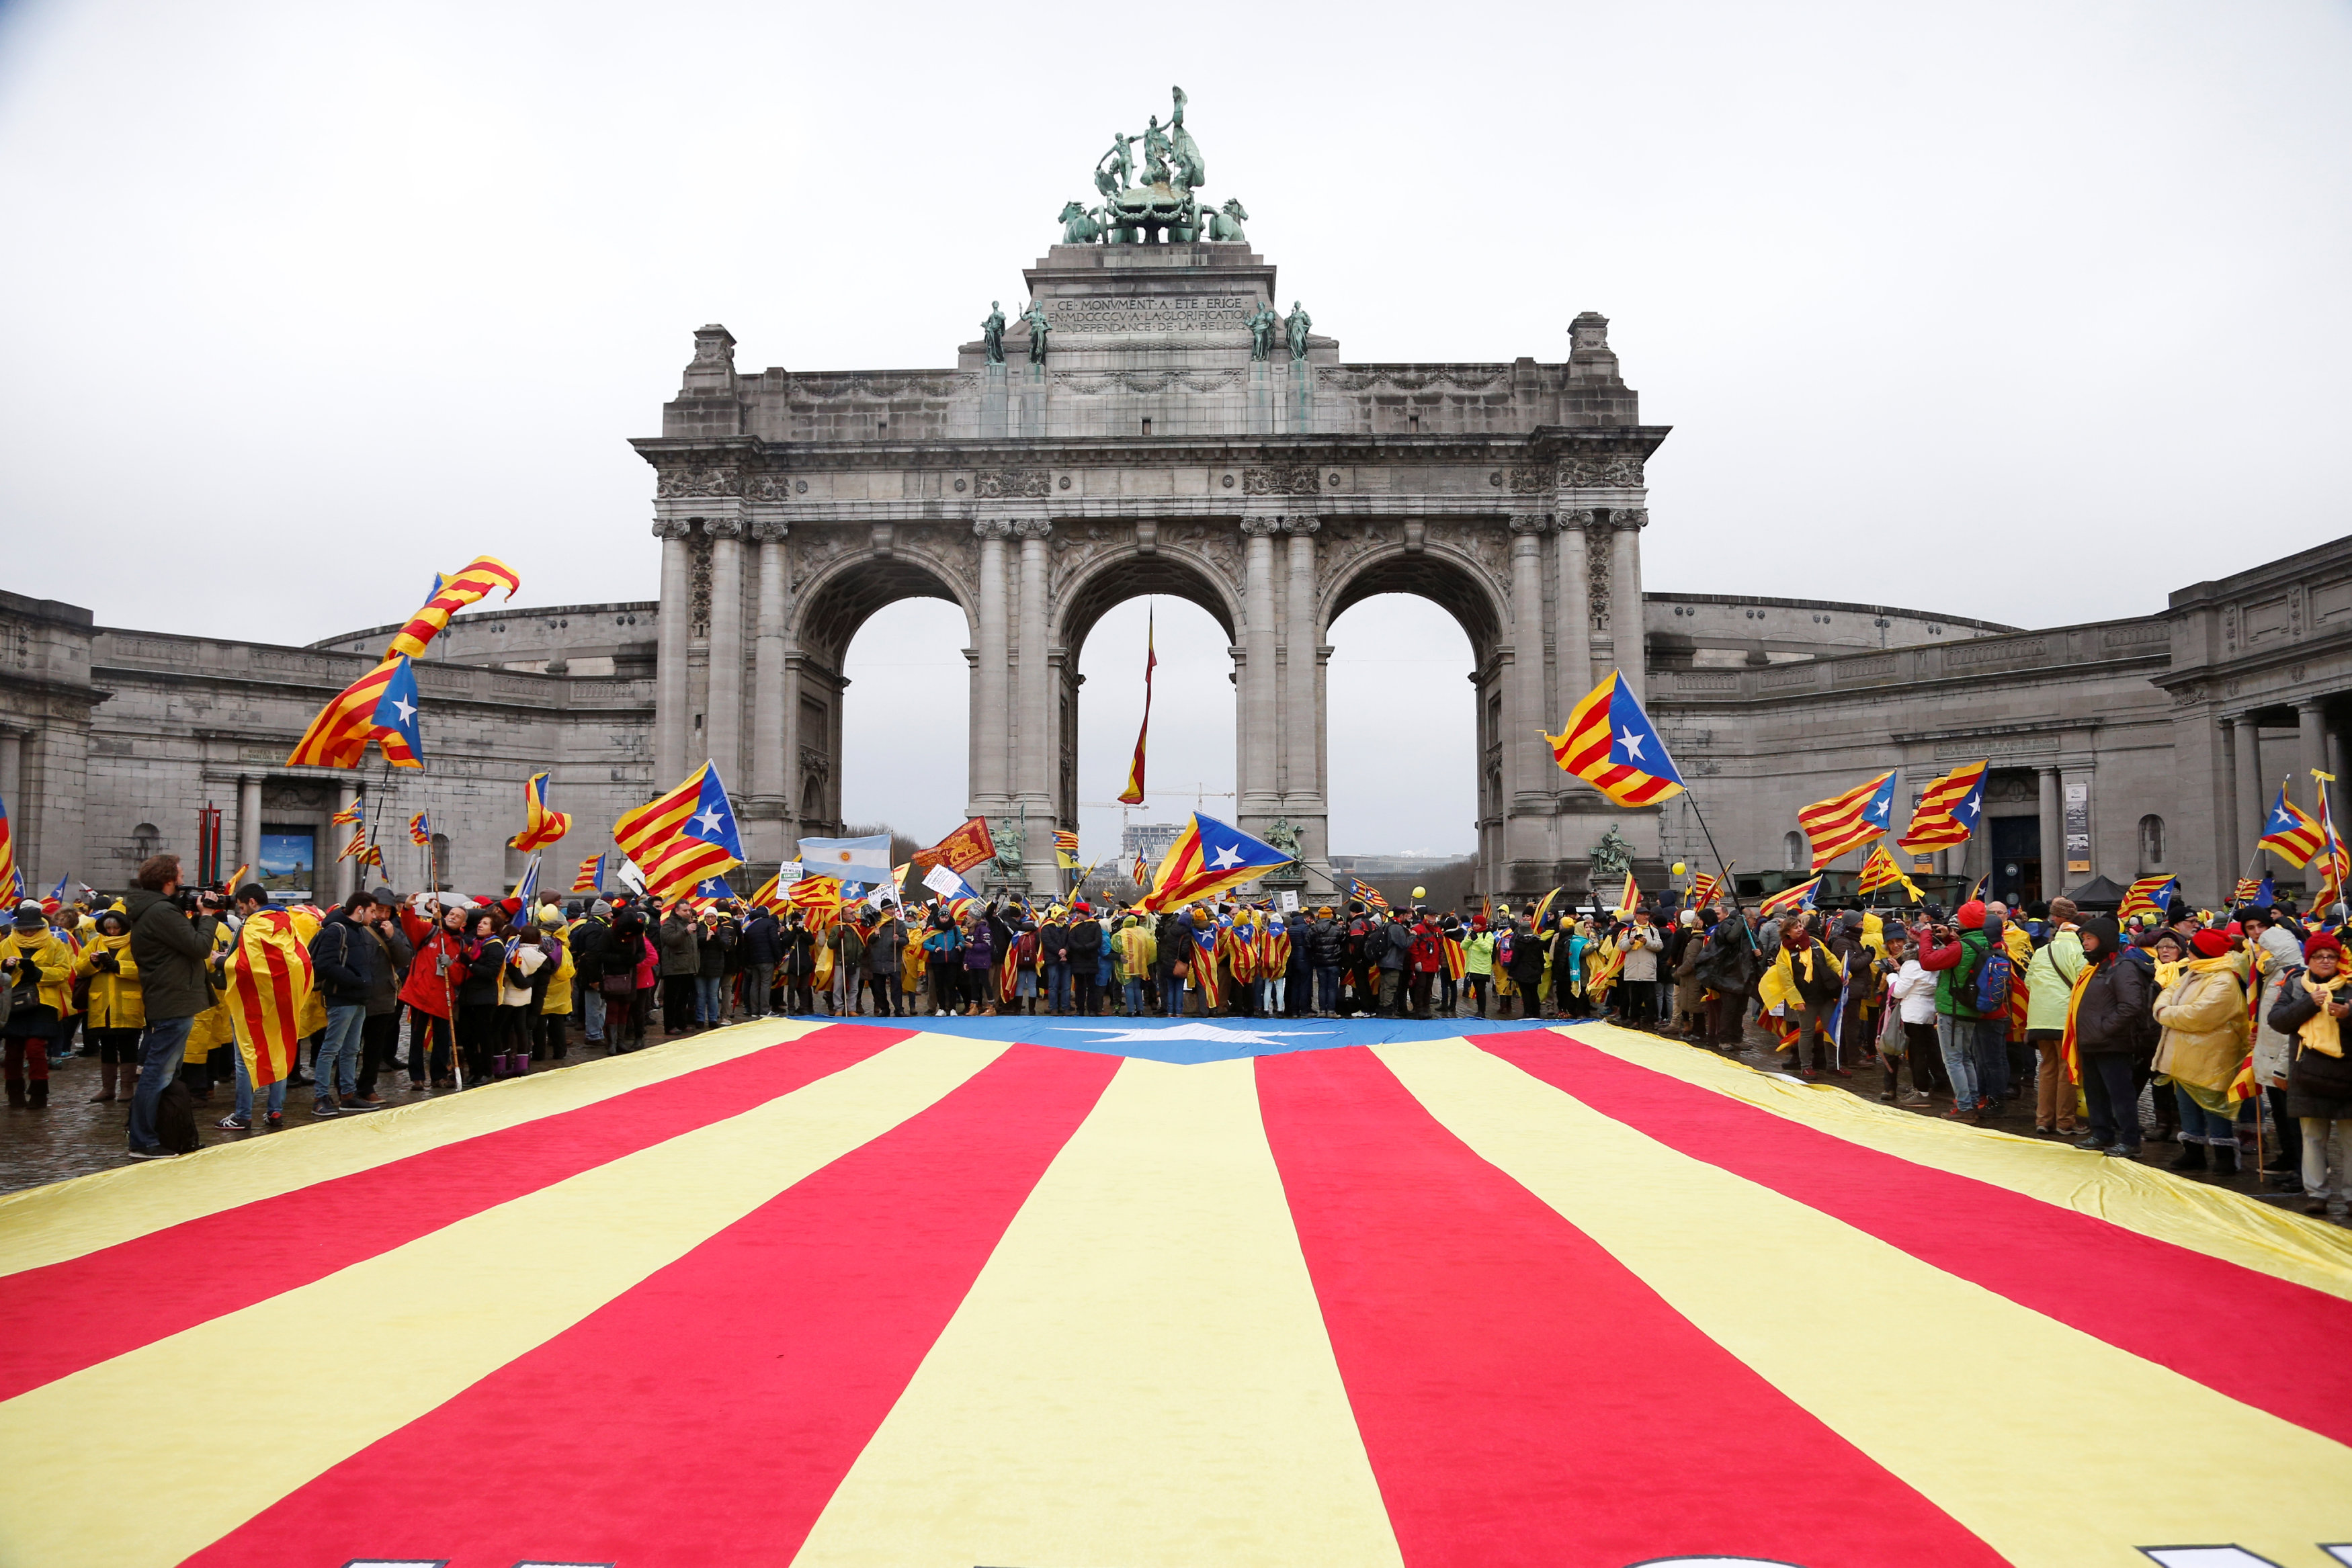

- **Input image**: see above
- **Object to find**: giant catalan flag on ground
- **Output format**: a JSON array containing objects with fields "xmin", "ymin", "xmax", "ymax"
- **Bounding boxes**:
[{"xmin": 1, "ymin": 1016, "xmax": 2350, "ymax": 1565}]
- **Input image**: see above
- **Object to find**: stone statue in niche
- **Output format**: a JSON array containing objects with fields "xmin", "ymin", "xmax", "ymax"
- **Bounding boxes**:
[{"xmin": 1588, "ymin": 825, "xmax": 1634, "ymax": 889}]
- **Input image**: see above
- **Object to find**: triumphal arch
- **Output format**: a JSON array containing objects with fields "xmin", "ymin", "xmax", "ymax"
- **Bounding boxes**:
[{"xmin": 632, "ymin": 88, "xmax": 1667, "ymax": 899}]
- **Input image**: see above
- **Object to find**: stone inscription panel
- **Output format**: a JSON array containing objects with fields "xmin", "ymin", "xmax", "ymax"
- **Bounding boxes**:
[{"xmin": 1046, "ymin": 295, "xmax": 1254, "ymax": 334}]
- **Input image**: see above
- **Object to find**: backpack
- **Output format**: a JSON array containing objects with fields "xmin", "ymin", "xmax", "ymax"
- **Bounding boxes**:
[
  {"xmin": 1974, "ymin": 935, "xmax": 2014, "ymax": 1015},
  {"xmin": 155, "ymin": 1080, "xmax": 202, "ymax": 1154}
]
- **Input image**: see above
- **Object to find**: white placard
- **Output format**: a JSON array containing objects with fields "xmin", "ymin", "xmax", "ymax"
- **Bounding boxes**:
[
  {"xmin": 922, "ymin": 863, "xmax": 966, "ymax": 900},
  {"xmin": 776, "ymin": 861, "xmax": 805, "ymax": 884},
  {"xmin": 1278, "ymin": 890, "xmax": 1300, "ymax": 912}
]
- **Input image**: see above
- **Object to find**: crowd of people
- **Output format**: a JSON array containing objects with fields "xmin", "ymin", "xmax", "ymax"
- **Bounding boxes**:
[{"xmin": 1, "ymin": 851, "xmax": 2343, "ymax": 1224}]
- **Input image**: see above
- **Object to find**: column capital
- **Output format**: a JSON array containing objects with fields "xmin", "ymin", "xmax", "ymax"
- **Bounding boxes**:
[
  {"xmin": 972, "ymin": 519, "xmax": 1015, "ymax": 540},
  {"xmin": 1238, "ymin": 515, "xmax": 1282, "ymax": 537},
  {"xmin": 1011, "ymin": 518, "xmax": 1053, "ymax": 540},
  {"xmin": 1558, "ymin": 507, "xmax": 1597, "ymax": 529},
  {"xmin": 1279, "ymin": 516, "xmax": 1320, "ymax": 535},
  {"xmin": 2299, "ymin": 697, "xmax": 2328, "ymax": 714},
  {"xmin": 748, "ymin": 519, "xmax": 790, "ymax": 543},
  {"xmin": 650, "ymin": 518, "xmax": 694, "ymax": 541},
  {"xmin": 1507, "ymin": 512, "xmax": 1549, "ymax": 535},
  {"xmin": 1611, "ymin": 507, "xmax": 1650, "ymax": 531},
  {"xmin": 703, "ymin": 517, "xmax": 745, "ymax": 541}
]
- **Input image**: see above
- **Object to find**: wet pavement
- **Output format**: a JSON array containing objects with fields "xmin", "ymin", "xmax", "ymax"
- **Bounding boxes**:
[{"xmin": 1, "ymin": 1012, "xmax": 2340, "ymax": 1227}]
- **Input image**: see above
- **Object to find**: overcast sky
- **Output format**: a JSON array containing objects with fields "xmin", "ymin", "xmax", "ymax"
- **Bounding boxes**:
[{"xmin": 4, "ymin": 0, "xmax": 2347, "ymax": 856}]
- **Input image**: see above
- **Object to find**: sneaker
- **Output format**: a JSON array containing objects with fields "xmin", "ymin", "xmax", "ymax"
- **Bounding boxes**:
[
  {"xmin": 344, "ymin": 1094, "xmax": 383, "ymax": 1108},
  {"xmin": 2104, "ymin": 1143, "xmax": 2140, "ymax": 1158},
  {"xmin": 265, "ymin": 1110, "xmax": 284, "ymax": 1128},
  {"xmin": 216, "ymin": 1115, "xmax": 250, "ymax": 1131},
  {"xmin": 126, "ymin": 1145, "xmax": 176, "ymax": 1160},
  {"xmin": 313, "ymin": 1101, "xmax": 341, "ymax": 1118},
  {"xmin": 1898, "ymin": 1091, "xmax": 1932, "ymax": 1105}
]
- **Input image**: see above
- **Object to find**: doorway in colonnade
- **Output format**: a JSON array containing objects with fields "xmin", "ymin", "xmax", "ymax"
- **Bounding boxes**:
[{"xmin": 1325, "ymin": 595, "xmax": 1481, "ymax": 912}]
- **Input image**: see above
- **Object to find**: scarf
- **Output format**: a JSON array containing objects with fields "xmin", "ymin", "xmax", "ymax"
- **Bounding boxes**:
[{"xmin": 2298, "ymin": 973, "xmax": 2345, "ymax": 1060}]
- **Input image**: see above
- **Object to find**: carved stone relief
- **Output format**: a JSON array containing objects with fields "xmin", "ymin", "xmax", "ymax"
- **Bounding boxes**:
[
  {"xmin": 1587, "ymin": 527, "xmax": 1613, "ymax": 632},
  {"xmin": 975, "ymin": 468, "xmax": 1052, "ymax": 498},
  {"xmin": 1560, "ymin": 456, "xmax": 1644, "ymax": 488},
  {"xmin": 657, "ymin": 466, "xmax": 741, "ymax": 498},
  {"xmin": 1242, "ymin": 466, "xmax": 1321, "ymax": 496},
  {"xmin": 688, "ymin": 535, "xmax": 712, "ymax": 636}
]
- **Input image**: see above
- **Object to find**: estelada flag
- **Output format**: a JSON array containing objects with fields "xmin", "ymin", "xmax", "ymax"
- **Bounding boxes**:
[
  {"xmin": 1759, "ymin": 877, "xmax": 1821, "ymax": 917},
  {"xmin": 1118, "ymin": 607, "xmax": 1156, "ymax": 805},
  {"xmin": 914, "ymin": 817, "xmax": 996, "ymax": 876},
  {"xmin": 1611, "ymin": 872, "xmax": 1638, "ymax": 919},
  {"xmin": 2259, "ymin": 782, "xmax": 2326, "ymax": 867},
  {"xmin": 286, "ymin": 654, "xmax": 423, "ymax": 770},
  {"xmin": 614, "ymin": 762, "xmax": 744, "ymax": 902},
  {"xmin": 220, "ymin": 906, "xmax": 317, "ymax": 1089},
  {"xmin": 2116, "ymin": 875, "xmax": 2179, "ymax": 921},
  {"xmin": 384, "ymin": 557, "xmax": 521, "ymax": 660},
  {"xmin": 1685, "ymin": 870, "xmax": 1723, "ymax": 909},
  {"xmin": 332, "ymin": 797, "xmax": 364, "ymax": 826},
  {"xmin": 1054, "ymin": 829, "xmax": 1081, "ymax": 871},
  {"xmin": 1137, "ymin": 814, "xmax": 1294, "ymax": 914},
  {"xmin": 0, "ymin": 790, "xmax": 15, "ymax": 906},
  {"xmin": 572, "ymin": 855, "xmax": 606, "ymax": 894},
  {"xmin": 1857, "ymin": 844, "xmax": 1924, "ymax": 902},
  {"xmin": 509, "ymin": 772, "xmax": 573, "ymax": 853},
  {"xmin": 1544, "ymin": 670, "xmax": 1684, "ymax": 808},
  {"xmin": 1798, "ymin": 771, "xmax": 1898, "ymax": 869},
  {"xmin": 1898, "ymin": 760, "xmax": 1988, "ymax": 851},
  {"xmin": 2316, "ymin": 777, "xmax": 2352, "ymax": 910},
  {"xmin": 409, "ymin": 812, "xmax": 433, "ymax": 848}
]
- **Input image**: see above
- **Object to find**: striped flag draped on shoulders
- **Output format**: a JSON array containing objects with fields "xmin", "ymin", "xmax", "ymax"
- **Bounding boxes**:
[
  {"xmin": 1544, "ymin": 670, "xmax": 1684, "ymax": 807},
  {"xmin": 221, "ymin": 908, "xmax": 317, "ymax": 1089}
]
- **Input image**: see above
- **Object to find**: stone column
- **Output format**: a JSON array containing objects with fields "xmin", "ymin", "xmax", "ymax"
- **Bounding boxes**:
[
  {"xmin": 1013, "ymin": 519, "xmax": 1052, "ymax": 876},
  {"xmin": 1555, "ymin": 509, "xmax": 1595, "ymax": 693},
  {"xmin": 2232, "ymin": 714, "xmax": 2265, "ymax": 873},
  {"xmin": 1610, "ymin": 509, "xmax": 1648, "ymax": 705},
  {"xmin": 2303, "ymin": 699, "xmax": 2333, "ymax": 894},
  {"xmin": 237, "ymin": 773, "xmax": 262, "ymax": 883},
  {"xmin": 1239, "ymin": 515, "xmax": 1281, "ymax": 818},
  {"xmin": 972, "ymin": 521, "xmax": 1013, "ymax": 813},
  {"xmin": 652, "ymin": 519, "xmax": 693, "ymax": 786},
  {"xmin": 749, "ymin": 522, "xmax": 790, "ymax": 810},
  {"xmin": 1282, "ymin": 517, "xmax": 1321, "ymax": 826},
  {"xmin": 705, "ymin": 519, "xmax": 745, "ymax": 785},
  {"xmin": 1507, "ymin": 515, "xmax": 1552, "ymax": 872},
  {"xmin": 0, "ymin": 731, "xmax": 19, "ymax": 822},
  {"xmin": 2037, "ymin": 765, "xmax": 2061, "ymax": 903}
]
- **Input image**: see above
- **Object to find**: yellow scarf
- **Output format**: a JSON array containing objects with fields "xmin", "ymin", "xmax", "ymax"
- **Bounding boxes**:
[{"xmin": 2298, "ymin": 973, "xmax": 2344, "ymax": 1060}]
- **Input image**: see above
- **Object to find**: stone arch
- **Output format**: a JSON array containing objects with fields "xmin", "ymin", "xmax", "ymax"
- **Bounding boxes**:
[
  {"xmin": 786, "ymin": 547, "xmax": 980, "ymax": 838},
  {"xmin": 1321, "ymin": 539, "xmax": 1513, "ymax": 890},
  {"xmin": 1049, "ymin": 541, "xmax": 1245, "ymax": 828}
]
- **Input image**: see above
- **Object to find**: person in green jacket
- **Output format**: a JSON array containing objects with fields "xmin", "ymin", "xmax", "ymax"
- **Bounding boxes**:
[
  {"xmin": 1462, "ymin": 918, "xmax": 1496, "ymax": 1018},
  {"xmin": 2023, "ymin": 896, "xmax": 2087, "ymax": 1133}
]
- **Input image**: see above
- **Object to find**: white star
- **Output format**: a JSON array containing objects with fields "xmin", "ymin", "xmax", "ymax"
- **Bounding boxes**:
[
  {"xmin": 1208, "ymin": 842, "xmax": 1243, "ymax": 870},
  {"xmin": 388, "ymin": 695, "xmax": 416, "ymax": 724},
  {"xmin": 691, "ymin": 805, "xmax": 727, "ymax": 836},
  {"xmin": 1064, "ymin": 1022, "xmax": 1335, "ymax": 1045},
  {"xmin": 1617, "ymin": 726, "xmax": 1647, "ymax": 760},
  {"xmin": 1865, "ymin": 797, "xmax": 1887, "ymax": 820}
]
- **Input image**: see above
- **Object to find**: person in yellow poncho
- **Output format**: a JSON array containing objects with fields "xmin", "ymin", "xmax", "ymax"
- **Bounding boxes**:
[
  {"xmin": 536, "ymin": 903, "xmax": 575, "ymax": 1063},
  {"xmin": 73, "ymin": 908, "xmax": 145, "ymax": 1102},
  {"xmin": 2151, "ymin": 926, "xmax": 2251, "ymax": 1176},
  {"xmin": 1758, "ymin": 919, "xmax": 1846, "ymax": 1078},
  {"xmin": 3, "ymin": 903, "xmax": 76, "ymax": 1107},
  {"xmin": 1111, "ymin": 914, "xmax": 1157, "ymax": 1016}
]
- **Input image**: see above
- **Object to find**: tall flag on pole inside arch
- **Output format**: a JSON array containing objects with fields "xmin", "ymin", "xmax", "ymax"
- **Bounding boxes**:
[
  {"xmin": 509, "ymin": 772, "xmax": 573, "ymax": 852},
  {"xmin": 1544, "ymin": 670, "xmax": 1684, "ymax": 807},
  {"xmin": 1118, "ymin": 607, "xmax": 1156, "ymax": 805},
  {"xmin": 1797, "ymin": 771, "xmax": 1898, "ymax": 869},
  {"xmin": 1897, "ymin": 760, "xmax": 1986, "ymax": 851}
]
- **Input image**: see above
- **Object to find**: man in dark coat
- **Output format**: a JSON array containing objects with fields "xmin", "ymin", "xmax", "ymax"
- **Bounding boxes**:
[{"xmin": 124, "ymin": 853, "xmax": 223, "ymax": 1158}]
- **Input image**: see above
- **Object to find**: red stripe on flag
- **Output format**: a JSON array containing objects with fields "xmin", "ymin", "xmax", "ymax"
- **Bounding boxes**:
[
  {"xmin": 0, "ymin": 1024, "xmax": 911, "ymax": 1403},
  {"xmin": 1255, "ymin": 1049, "xmax": 2001, "ymax": 1567},
  {"xmin": 1484, "ymin": 1030, "xmax": 2352, "ymax": 1449},
  {"xmin": 185, "ymin": 1042, "xmax": 1121, "ymax": 1568}
]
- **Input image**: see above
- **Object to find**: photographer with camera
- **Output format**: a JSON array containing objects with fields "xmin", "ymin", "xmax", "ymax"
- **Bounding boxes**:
[{"xmin": 123, "ymin": 853, "xmax": 224, "ymax": 1158}]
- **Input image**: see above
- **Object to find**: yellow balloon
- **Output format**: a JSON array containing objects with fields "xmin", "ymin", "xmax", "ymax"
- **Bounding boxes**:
[
  {"xmin": 1411, "ymin": 885, "xmax": 1426, "ymax": 899},
  {"xmin": 1672, "ymin": 862, "xmax": 1687, "ymax": 876}
]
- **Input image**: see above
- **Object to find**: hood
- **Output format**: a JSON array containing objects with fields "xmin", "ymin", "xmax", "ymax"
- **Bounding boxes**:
[{"xmin": 122, "ymin": 887, "xmax": 175, "ymax": 922}]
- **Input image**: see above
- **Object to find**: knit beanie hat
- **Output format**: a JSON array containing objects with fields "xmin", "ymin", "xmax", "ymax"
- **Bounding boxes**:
[
  {"xmin": 1956, "ymin": 900, "xmax": 1986, "ymax": 930},
  {"xmin": 2189, "ymin": 928, "xmax": 2232, "ymax": 959},
  {"xmin": 2305, "ymin": 931, "xmax": 2343, "ymax": 961}
]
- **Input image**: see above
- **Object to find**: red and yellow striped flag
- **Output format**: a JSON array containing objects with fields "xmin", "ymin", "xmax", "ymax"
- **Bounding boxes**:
[
  {"xmin": 509, "ymin": 772, "xmax": 573, "ymax": 852},
  {"xmin": 2258, "ymin": 782, "xmax": 2326, "ymax": 867},
  {"xmin": 1117, "ymin": 609, "xmax": 1156, "ymax": 805},
  {"xmin": 285, "ymin": 658, "xmax": 407, "ymax": 770},
  {"xmin": 1897, "ymin": 760, "xmax": 1988, "ymax": 851},
  {"xmin": 384, "ymin": 557, "xmax": 521, "ymax": 660},
  {"xmin": 1797, "ymin": 771, "xmax": 1898, "ymax": 869},
  {"xmin": 612, "ymin": 763, "xmax": 743, "ymax": 902},
  {"xmin": 1544, "ymin": 670, "xmax": 1684, "ymax": 808},
  {"xmin": 220, "ymin": 907, "xmax": 317, "ymax": 1089}
]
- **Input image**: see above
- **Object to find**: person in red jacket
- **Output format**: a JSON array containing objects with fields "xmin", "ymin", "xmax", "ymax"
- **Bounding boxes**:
[{"xmin": 398, "ymin": 901, "xmax": 471, "ymax": 1089}]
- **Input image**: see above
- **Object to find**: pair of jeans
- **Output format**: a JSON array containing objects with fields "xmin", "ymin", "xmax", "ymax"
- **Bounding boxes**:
[
  {"xmin": 129, "ymin": 1016, "xmax": 196, "ymax": 1150},
  {"xmin": 743, "ymin": 963, "xmax": 774, "ymax": 1018},
  {"xmin": 2176, "ymin": 1093, "xmax": 2239, "ymax": 1148},
  {"xmin": 1160, "ymin": 973, "xmax": 1186, "ymax": 1016},
  {"xmin": 1936, "ymin": 1013, "xmax": 1982, "ymax": 1106},
  {"xmin": 2080, "ymin": 1053, "xmax": 2141, "ymax": 1147},
  {"xmin": 695, "ymin": 975, "xmax": 724, "ymax": 1024},
  {"xmin": 316, "ymin": 1004, "xmax": 366, "ymax": 1104},
  {"xmin": 1123, "ymin": 977, "xmax": 1145, "ymax": 1014},
  {"xmin": 1046, "ymin": 963, "xmax": 1072, "ymax": 1014},
  {"xmin": 233, "ymin": 1050, "xmax": 288, "ymax": 1121},
  {"xmin": 583, "ymin": 987, "xmax": 606, "ymax": 1041},
  {"xmin": 1315, "ymin": 965, "xmax": 1342, "ymax": 1014},
  {"xmin": 1970, "ymin": 1018, "xmax": 2011, "ymax": 1100}
]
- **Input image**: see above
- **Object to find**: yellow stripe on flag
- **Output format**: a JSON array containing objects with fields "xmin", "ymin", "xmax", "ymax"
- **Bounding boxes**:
[
  {"xmin": 1558, "ymin": 1023, "xmax": 2352, "ymax": 1299},
  {"xmin": 791, "ymin": 1056, "xmax": 1403, "ymax": 1568},
  {"xmin": 0, "ymin": 1019, "xmax": 828, "ymax": 1282},
  {"xmin": 0, "ymin": 1035, "xmax": 1007, "ymax": 1568},
  {"xmin": 1379, "ymin": 1038, "xmax": 2352, "ymax": 1568}
]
